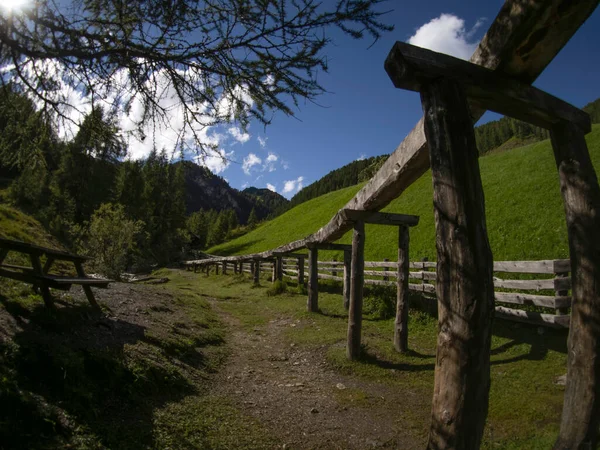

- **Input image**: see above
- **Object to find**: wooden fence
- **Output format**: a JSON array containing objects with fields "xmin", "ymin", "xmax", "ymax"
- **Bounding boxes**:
[{"xmin": 187, "ymin": 257, "xmax": 571, "ymax": 329}]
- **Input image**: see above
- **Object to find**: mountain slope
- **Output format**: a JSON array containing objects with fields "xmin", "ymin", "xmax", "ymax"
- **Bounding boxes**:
[
  {"xmin": 209, "ymin": 124, "xmax": 600, "ymax": 261},
  {"xmin": 182, "ymin": 161, "xmax": 288, "ymax": 223}
]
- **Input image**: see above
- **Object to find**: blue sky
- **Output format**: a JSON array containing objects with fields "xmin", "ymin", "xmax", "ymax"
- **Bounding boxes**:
[
  {"xmin": 6, "ymin": 1, "xmax": 597, "ymax": 198},
  {"xmin": 212, "ymin": 1, "xmax": 600, "ymax": 198}
]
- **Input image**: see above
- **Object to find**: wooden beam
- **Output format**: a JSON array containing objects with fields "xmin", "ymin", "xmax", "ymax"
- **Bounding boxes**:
[
  {"xmin": 347, "ymin": 221, "xmax": 365, "ymax": 360},
  {"xmin": 340, "ymin": 209, "xmax": 420, "ymax": 227},
  {"xmin": 550, "ymin": 120, "xmax": 600, "ymax": 449},
  {"xmin": 385, "ymin": 41, "xmax": 591, "ymax": 133},
  {"xmin": 423, "ymin": 78, "xmax": 495, "ymax": 449},
  {"xmin": 308, "ymin": 248, "xmax": 318, "ymax": 312},
  {"xmin": 394, "ymin": 225, "xmax": 410, "ymax": 353}
]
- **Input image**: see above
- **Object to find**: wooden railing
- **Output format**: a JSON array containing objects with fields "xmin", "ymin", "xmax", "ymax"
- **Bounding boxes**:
[{"xmin": 222, "ymin": 257, "xmax": 571, "ymax": 328}]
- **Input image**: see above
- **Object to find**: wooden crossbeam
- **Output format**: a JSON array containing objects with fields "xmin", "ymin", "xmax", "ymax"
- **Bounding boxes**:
[
  {"xmin": 385, "ymin": 41, "xmax": 591, "ymax": 133},
  {"xmin": 340, "ymin": 209, "xmax": 419, "ymax": 227}
]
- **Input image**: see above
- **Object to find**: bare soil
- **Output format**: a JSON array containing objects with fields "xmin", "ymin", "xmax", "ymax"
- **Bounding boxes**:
[
  {"xmin": 0, "ymin": 278, "xmax": 426, "ymax": 449},
  {"xmin": 208, "ymin": 299, "xmax": 424, "ymax": 449}
]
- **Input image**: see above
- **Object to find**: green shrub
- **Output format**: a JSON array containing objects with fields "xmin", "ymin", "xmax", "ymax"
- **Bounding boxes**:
[
  {"xmin": 81, "ymin": 203, "xmax": 144, "ymax": 280},
  {"xmin": 266, "ymin": 279, "xmax": 287, "ymax": 296},
  {"xmin": 363, "ymin": 285, "xmax": 396, "ymax": 319}
]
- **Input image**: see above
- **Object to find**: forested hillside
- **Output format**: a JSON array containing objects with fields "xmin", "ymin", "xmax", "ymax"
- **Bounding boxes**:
[
  {"xmin": 0, "ymin": 86, "xmax": 286, "ymax": 274},
  {"xmin": 282, "ymin": 155, "xmax": 388, "ymax": 212},
  {"xmin": 182, "ymin": 162, "xmax": 287, "ymax": 222}
]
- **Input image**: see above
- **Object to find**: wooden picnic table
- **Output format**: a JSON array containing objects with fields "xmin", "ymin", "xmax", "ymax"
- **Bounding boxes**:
[{"xmin": 0, "ymin": 237, "xmax": 110, "ymax": 309}]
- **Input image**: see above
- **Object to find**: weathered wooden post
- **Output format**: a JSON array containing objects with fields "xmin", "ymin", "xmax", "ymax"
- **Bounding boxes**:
[
  {"xmin": 276, "ymin": 256, "xmax": 283, "ymax": 281},
  {"xmin": 382, "ymin": 258, "xmax": 389, "ymax": 282},
  {"xmin": 308, "ymin": 246, "xmax": 319, "ymax": 312},
  {"xmin": 550, "ymin": 121, "xmax": 600, "ymax": 449},
  {"xmin": 271, "ymin": 259, "xmax": 277, "ymax": 282},
  {"xmin": 421, "ymin": 78, "xmax": 495, "ymax": 450},
  {"xmin": 215, "ymin": 263, "xmax": 220, "ymax": 275},
  {"xmin": 239, "ymin": 261, "xmax": 244, "ymax": 274},
  {"xmin": 343, "ymin": 249, "xmax": 351, "ymax": 310},
  {"xmin": 347, "ymin": 220, "xmax": 365, "ymax": 360},
  {"xmin": 253, "ymin": 259, "xmax": 260, "ymax": 284},
  {"xmin": 394, "ymin": 225, "xmax": 410, "ymax": 353},
  {"xmin": 297, "ymin": 256, "xmax": 305, "ymax": 286},
  {"xmin": 222, "ymin": 262, "xmax": 228, "ymax": 275}
]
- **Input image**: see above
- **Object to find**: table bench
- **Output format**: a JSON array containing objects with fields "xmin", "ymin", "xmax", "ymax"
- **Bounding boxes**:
[{"xmin": 0, "ymin": 237, "xmax": 110, "ymax": 309}]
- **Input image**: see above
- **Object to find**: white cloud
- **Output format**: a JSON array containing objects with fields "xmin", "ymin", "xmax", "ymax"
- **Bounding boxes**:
[
  {"xmin": 356, "ymin": 154, "xmax": 366, "ymax": 161},
  {"xmin": 6, "ymin": 56, "xmax": 256, "ymax": 162},
  {"xmin": 195, "ymin": 148, "xmax": 234, "ymax": 174},
  {"xmin": 257, "ymin": 136, "xmax": 268, "ymax": 148},
  {"xmin": 283, "ymin": 176, "xmax": 304, "ymax": 194},
  {"xmin": 241, "ymin": 182, "xmax": 249, "ymax": 189},
  {"xmin": 282, "ymin": 160, "xmax": 290, "ymax": 170},
  {"xmin": 228, "ymin": 126, "xmax": 250, "ymax": 144},
  {"xmin": 266, "ymin": 183, "xmax": 276, "ymax": 192},
  {"xmin": 242, "ymin": 153, "xmax": 262, "ymax": 175},
  {"xmin": 263, "ymin": 152, "xmax": 278, "ymax": 172},
  {"xmin": 408, "ymin": 14, "xmax": 483, "ymax": 60}
]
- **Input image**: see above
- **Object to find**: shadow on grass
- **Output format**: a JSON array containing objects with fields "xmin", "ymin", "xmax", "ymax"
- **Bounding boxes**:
[
  {"xmin": 0, "ymin": 292, "xmax": 223, "ymax": 449},
  {"xmin": 358, "ymin": 348, "xmax": 435, "ymax": 372},
  {"xmin": 490, "ymin": 319, "xmax": 568, "ymax": 365}
]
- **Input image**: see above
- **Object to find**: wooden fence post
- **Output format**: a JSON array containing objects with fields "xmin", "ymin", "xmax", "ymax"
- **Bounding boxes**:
[
  {"xmin": 222, "ymin": 262, "xmax": 227, "ymax": 275},
  {"xmin": 276, "ymin": 256, "xmax": 283, "ymax": 281},
  {"xmin": 343, "ymin": 249, "xmax": 351, "ymax": 310},
  {"xmin": 422, "ymin": 78, "xmax": 495, "ymax": 450},
  {"xmin": 308, "ymin": 247, "xmax": 319, "ymax": 312},
  {"xmin": 394, "ymin": 225, "xmax": 410, "ymax": 353},
  {"xmin": 383, "ymin": 258, "xmax": 389, "ymax": 282},
  {"xmin": 253, "ymin": 260, "xmax": 260, "ymax": 285},
  {"xmin": 297, "ymin": 256, "xmax": 305, "ymax": 286},
  {"xmin": 347, "ymin": 220, "xmax": 365, "ymax": 360},
  {"xmin": 215, "ymin": 263, "xmax": 220, "ymax": 275},
  {"xmin": 271, "ymin": 259, "xmax": 277, "ymax": 282},
  {"xmin": 550, "ymin": 120, "xmax": 600, "ymax": 449}
]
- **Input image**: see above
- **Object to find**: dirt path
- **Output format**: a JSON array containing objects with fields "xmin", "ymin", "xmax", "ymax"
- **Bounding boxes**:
[{"xmin": 209, "ymin": 299, "xmax": 424, "ymax": 449}]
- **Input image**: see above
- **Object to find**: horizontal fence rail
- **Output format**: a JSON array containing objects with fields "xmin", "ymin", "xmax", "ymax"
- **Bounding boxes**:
[{"xmin": 185, "ymin": 258, "xmax": 571, "ymax": 329}]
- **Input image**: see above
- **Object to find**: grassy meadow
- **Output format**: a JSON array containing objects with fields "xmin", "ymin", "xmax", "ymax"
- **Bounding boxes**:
[
  {"xmin": 166, "ymin": 269, "xmax": 569, "ymax": 449},
  {"xmin": 210, "ymin": 124, "xmax": 600, "ymax": 262}
]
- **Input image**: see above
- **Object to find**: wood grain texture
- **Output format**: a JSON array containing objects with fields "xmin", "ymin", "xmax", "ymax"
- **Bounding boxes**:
[
  {"xmin": 551, "ymin": 121, "xmax": 600, "ymax": 449},
  {"xmin": 423, "ymin": 78, "xmax": 495, "ymax": 450}
]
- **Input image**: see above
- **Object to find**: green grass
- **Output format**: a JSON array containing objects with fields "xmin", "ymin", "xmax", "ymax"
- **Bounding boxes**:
[
  {"xmin": 0, "ymin": 271, "xmax": 274, "ymax": 449},
  {"xmin": 163, "ymin": 269, "xmax": 569, "ymax": 449},
  {"xmin": 210, "ymin": 125, "xmax": 600, "ymax": 262}
]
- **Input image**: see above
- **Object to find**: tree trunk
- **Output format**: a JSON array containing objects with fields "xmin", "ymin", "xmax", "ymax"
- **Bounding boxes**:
[
  {"xmin": 394, "ymin": 225, "xmax": 410, "ymax": 353},
  {"xmin": 550, "ymin": 121, "xmax": 600, "ymax": 450},
  {"xmin": 422, "ymin": 78, "xmax": 495, "ymax": 450},
  {"xmin": 308, "ymin": 248, "xmax": 318, "ymax": 312},
  {"xmin": 343, "ymin": 249, "xmax": 351, "ymax": 310},
  {"xmin": 346, "ymin": 220, "xmax": 365, "ymax": 360}
]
